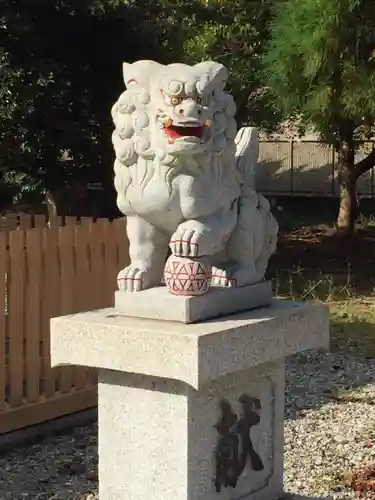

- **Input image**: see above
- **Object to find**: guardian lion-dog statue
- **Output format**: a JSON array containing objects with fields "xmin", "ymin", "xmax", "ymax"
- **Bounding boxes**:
[{"xmin": 111, "ymin": 60, "xmax": 278, "ymax": 292}]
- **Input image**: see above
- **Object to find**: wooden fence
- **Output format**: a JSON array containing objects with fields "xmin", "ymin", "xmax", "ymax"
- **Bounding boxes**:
[
  {"xmin": 0, "ymin": 216, "xmax": 129, "ymax": 434},
  {"xmin": 0, "ymin": 213, "xmax": 105, "ymax": 231}
]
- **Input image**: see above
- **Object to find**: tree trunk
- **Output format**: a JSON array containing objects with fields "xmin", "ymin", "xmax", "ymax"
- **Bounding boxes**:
[{"xmin": 336, "ymin": 142, "xmax": 357, "ymax": 235}]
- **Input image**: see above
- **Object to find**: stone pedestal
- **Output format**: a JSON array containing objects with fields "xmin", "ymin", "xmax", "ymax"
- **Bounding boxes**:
[{"xmin": 51, "ymin": 300, "xmax": 329, "ymax": 500}]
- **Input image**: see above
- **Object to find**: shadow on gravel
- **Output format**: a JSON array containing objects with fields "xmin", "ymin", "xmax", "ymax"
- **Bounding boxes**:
[
  {"xmin": 285, "ymin": 349, "xmax": 375, "ymax": 421},
  {"xmin": 0, "ymin": 423, "xmax": 98, "ymax": 500}
]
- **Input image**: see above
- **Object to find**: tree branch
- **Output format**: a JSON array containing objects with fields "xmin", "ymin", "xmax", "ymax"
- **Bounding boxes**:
[{"xmin": 354, "ymin": 148, "xmax": 375, "ymax": 180}]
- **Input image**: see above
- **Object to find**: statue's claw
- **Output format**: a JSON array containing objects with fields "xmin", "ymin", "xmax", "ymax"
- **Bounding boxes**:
[
  {"xmin": 211, "ymin": 266, "xmax": 237, "ymax": 287},
  {"xmin": 211, "ymin": 264, "xmax": 262, "ymax": 288},
  {"xmin": 117, "ymin": 265, "xmax": 158, "ymax": 292},
  {"xmin": 169, "ymin": 228, "xmax": 200, "ymax": 257},
  {"xmin": 170, "ymin": 219, "xmax": 226, "ymax": 258}
]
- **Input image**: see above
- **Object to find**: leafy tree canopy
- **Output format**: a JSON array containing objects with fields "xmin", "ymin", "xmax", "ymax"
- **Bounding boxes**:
[
  {"xmin": 181, "ymin": 0, "xmax": 280, "ymax": 128},
  {"xmin": 264, "ymin": 0, "xmax": 375, "ymax": 144},
  {"xmin": 263, "ymin": 0, "xmax": 375, "ymax": 233},
  {"xmin": 0, "ymin": 0, "xmax": 169, "ymax": 213},
  {"xmin": 0, "ymin": 0, "xmax": 280, "ymax": 215}
]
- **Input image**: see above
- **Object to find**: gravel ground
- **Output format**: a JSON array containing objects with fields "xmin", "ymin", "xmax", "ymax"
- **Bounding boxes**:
[
  {"xmin": 1, "ymin": 350, "xmax": 375, "ymax": 500},
  {"xmin": 285, "ymin": 352, "xmax": 375, "ymax": 499}
]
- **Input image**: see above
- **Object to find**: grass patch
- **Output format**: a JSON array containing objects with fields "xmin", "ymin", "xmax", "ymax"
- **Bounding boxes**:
[
  {"xmin": 269, "ymin": 201, "xmax": 375, "ymax": 357},
  {"xmin": 274, "ymin": 267, "xmax": 356, "ymax": 302},
  {"xmin": 273, "ymin": 268, "xmax": 375, "ymax": 355},
  {"xmin": 330, "ymin": 299, "xmax": 375, "ymax": 355}
]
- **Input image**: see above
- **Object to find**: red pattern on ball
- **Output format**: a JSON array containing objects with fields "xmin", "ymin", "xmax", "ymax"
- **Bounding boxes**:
[{"xmin": 164, "ymin": 256, "xmax": 209, "ymax": 296}]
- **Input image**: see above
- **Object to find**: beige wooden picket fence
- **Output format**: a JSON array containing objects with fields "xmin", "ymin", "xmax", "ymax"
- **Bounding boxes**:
[{"xmin": 0, "ymin": 215, "xmax": 129, "ymax": 434}]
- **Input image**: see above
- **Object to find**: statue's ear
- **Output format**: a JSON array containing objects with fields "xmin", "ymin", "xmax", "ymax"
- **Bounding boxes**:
[
  {"xmin": 122, "ymin": 60, "xmax": 163, "ymax": 91},
  {"xmin": 194, "ymin": 61, "xmax": 228, "ymax": 93},
  {"xmin": 123, "ymin": 62, "xmax": 139, "ymax": 89}
]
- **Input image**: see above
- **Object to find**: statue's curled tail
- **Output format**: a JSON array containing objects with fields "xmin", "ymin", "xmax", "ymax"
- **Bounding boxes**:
[{"xmin": 223, "ymin": 127, "xmax": 278, "ymax": 284}]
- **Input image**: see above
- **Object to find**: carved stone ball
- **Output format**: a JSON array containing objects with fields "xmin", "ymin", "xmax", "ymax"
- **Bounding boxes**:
[{"xmin": 164, "ymin": 255, "xmax": 210, "ymax": 296}]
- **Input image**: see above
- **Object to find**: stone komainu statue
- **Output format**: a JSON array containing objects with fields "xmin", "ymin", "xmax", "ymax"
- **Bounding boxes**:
[{"xmin": 111, "ymin": 60, "xmax": 278, "ymax": 292}]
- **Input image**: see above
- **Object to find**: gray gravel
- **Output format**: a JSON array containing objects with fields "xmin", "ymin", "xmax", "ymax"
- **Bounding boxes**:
[
  {"xmin": 1, "ymin": 350, "xmax": 375, "ymax": 499},
  {"xmin": 285, "ymin": 352, "xmax": 375, "ymax": 499},
  {"xmin": 0, "ymin": 424, "xmax": 97, "ymax": 500}
]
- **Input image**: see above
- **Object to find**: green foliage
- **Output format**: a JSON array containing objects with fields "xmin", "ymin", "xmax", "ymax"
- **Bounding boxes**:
[
  {"xmin": 180, "ymin": 0, "xmax": 281, "ymax": 128},
  {"xmin": 0, "ymin": 0, "xmax": 282, "ymax": 212},
  {"xmin": 0, "ymin": 0, "xmax": 169, "ymax": 209},
  {"xmin": 263, "ymin": 0, "xmax": 375, "ymax": 146}
]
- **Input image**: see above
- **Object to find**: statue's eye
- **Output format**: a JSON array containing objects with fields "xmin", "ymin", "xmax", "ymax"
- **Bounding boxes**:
[
  {"xmin": 160, "ymin": 89, "xmax": 183, "ymax": 106},
  {"xmin": 171, "ymin": 96, "xmax": 182, "ymax": 106}
]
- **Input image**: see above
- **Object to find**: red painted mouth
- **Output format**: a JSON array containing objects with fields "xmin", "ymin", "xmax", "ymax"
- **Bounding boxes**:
[{"xmin": 164, "ymin": 123, "xmax": 204, "ymax": 140}]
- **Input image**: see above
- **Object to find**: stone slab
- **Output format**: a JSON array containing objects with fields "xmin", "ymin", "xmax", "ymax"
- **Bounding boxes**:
[
  {"xmin": 51, "ymin": 300, "xmax": 329, "ymax": 389},
  {"xmin": 114, "ymin": 281, "xmax": 272, "ymax": 323},
  {"xmin": 98, "ymin": 360, "xmax": 285, "ymax": 500}
]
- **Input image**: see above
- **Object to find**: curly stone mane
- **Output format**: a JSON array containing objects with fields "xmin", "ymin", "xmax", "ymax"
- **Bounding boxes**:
[{"xmin": 111, "ymin": 62, "xmax": 241, "ymax": 208}]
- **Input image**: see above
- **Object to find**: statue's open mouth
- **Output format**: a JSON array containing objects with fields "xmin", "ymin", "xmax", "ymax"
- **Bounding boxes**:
[{"xmin": 162, "ymin": 119, "xmax": 205, "ymax": 143}]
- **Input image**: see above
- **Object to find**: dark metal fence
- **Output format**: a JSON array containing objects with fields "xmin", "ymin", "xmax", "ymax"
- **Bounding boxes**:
[{"xmin": 257, "ymin": 140, "xmax": 375, "ymax": 198}]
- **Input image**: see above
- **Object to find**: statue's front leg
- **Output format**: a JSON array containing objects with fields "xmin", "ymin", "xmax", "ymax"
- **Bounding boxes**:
[
  {"xmin": 118, "ymin": 215, "xmax": 169, "ymax": 292},
  {"xmin": 169, "ymin": 209, "xmax": 237, "ymax": 258}
]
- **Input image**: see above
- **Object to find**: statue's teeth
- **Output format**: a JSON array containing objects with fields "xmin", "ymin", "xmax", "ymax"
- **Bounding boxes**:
[{"xmin": 164, "ymin": 117, "xmax": 173, "ymax": 128}]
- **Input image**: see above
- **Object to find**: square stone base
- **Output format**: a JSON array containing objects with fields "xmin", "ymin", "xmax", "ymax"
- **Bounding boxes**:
[
  {"xmin": 98, "ymin": 359, "xmax": 284, "ymax": 500},
  {"xmin": 51, "ymin": 300, "xmax": 329, "ymax": 390},
  {"xmin": 50, "ymin": 300, "xmax": 330, "ymax": 500},
  {"xmin": 114, "ymin": 281, "xmax": 272, "ymax": 323}
]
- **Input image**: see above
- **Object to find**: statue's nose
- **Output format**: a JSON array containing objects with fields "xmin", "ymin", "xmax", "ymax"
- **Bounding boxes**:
[{"xmin": 175, "ymin": 99, "xmax": 202, "ymax": 120}]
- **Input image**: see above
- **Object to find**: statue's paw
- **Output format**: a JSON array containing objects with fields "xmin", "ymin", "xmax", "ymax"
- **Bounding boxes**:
[
  {"xmin": 210, "ymin": 266, "xmax": 237, "ymax": 287},
  {"xmin": 211, "ymin": 264, "xmax": 261, "ymax": 288},
  {"xmin": 169, "ymin": 227, "xmax": 201, "ymax": 257},
  {"xmin": 117, "ymin": 266, "xmax": 155, "ymax": 292}
]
